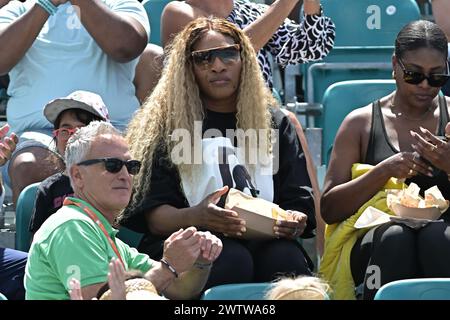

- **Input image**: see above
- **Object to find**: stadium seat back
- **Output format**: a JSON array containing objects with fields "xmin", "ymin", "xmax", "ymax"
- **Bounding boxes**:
[
  {"xmin": 201, "ymin": 283, "xmax": 271, "ymax": 300},
  {"xmin": 375, "ymin": 278, "xmax": 450, "ymax": 300},
  {"xmin": 322, "ymin": 79, "xmax": 396, "ymax": 165},
  {"xmin": 142, "ymin": 0, "xmax": 171, "ymax": 46},
  {"xmin": 298, "ymin": 0, "xmax": 420, "ymax": 121},
  {"xmin": 321, "ymin": 0, "xmax": 420, "ymax": 47},
  {"xmin": 15, "ymin": 182, "xmax": 40, "ymax": 252}
]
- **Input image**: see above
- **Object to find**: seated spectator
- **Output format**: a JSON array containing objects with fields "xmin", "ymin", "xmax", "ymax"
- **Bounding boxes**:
[
  {"xmin": 265, "ymin": 275, "xmax": 330, "ymax": 300},
  {"xmin": 320, "ymin": 20, "xmax": 450, "ymax": 300},
  {"xmin": 0, "ymin": 0, "xmax": 149, "ymax": 203},
  {"xmin": 25, "ymin": 121, "xmax": 222, "ymax": 300},
  {"xmin": 161, "ymin": 0, "xmax": 335, "ymax": 88},
  {"xmin": 28, "ymin": 90, "xmax": 110, "ymax": 237},
  {"xmin": 122, "ymin": 17, "xmax": 316, "ymax": 290}
]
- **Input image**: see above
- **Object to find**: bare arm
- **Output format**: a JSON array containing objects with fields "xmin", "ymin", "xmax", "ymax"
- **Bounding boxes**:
[
  {"xmin": 145, "ymin": 228, "xmax": 221, "ymax": 300},
  {"xmin": 0, "ymin": 0, "xmax": 10, "ymax": 10},
  {"xmin": 71, "ymin": 0, "xmax": 148, "ymax": 62},
  {"xmin": 134, "ymin": 43, "xmax": 164, "ymax": 103},
  {"xmin": 432, "ymin": 0, "xmax": 450, "ymax": 41},
  {"xmin": 321, "ymin": 108, "xmax": 433, "ymax": 224},
  {"xmin": 320, "ymin": 110, "xmax": 392, "ymax": 224},
  {"xmin": 147, "ymin": 204, "xmax": 199, "ymax": 235},
  {"xmin": 0, "ymin": 4, "xmax": 49, "ymax": 75},
  {"xmin": 79, "ymin": 282, "xmax": 104, "ymax": 300},
  {"xmin": 146, "ymin": 261, "xmax": 211, "ymax": 300},
  {"xmin": 147, "ymin": 203, "xmax": 244, "ymax": 236},
  {"xmin": 147, "ymin": 187, "xmax": 245, "ymax": 237},
  {"xmin": 161, "ymin": 1, "xmax": 200, "ymax": 48},
  {"xmin": 244, "ymin": 0, "xmax": 320, "ymax": 52},
  {"xmin": 161, "ymin": 0, "xmax": 320, "ymax": 51}
]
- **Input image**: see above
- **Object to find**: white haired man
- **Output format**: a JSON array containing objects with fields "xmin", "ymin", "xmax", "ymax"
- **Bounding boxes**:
[{"xmin": 25, "ymin": 121, "xmax": 222, "ymax": 300}]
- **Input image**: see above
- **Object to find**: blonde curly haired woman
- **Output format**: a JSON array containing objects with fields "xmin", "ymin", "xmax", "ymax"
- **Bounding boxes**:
[{"xmin": 122, "ymin": 17, "xmax": 316, "ymax": 291}]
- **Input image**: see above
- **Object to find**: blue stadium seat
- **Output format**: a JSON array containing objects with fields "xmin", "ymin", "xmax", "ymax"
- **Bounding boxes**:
[
  {"xmin": 321, "ymin": 79, "xmax": 396, "ymax": 165},
  {"xmin": 15, "ymin": 182, "xmax": 40, "ymax": 252},
  {"xmin": 201, "ymin": 283, "xmax": 271, "ymax": 300},
  {"xmin": 294, "ymin": 0, "xmax": 420, "ymax": 127},
  {"xmin": 322, "ymin": 0, "xmax": 420, "ymax": 47},
  {"xmin": 142, "ymin": 0, "xmax": 171, "ymax": 46},
  {"xmin": 374, "ymin": 278, "xmax": 450, "ymax": 300},
  {"xmin": 305, "ymin": 0, "xmax": 420, "ymax": 102},
  {"xmin": 306, "ymin": 65, "xmax": 393, "ymax": 127}
]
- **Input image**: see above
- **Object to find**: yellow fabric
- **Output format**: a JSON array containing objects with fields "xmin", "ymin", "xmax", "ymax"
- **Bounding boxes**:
[{"xmin": 318, "ymin": 163, "xmax": 405, "ymax": 300}]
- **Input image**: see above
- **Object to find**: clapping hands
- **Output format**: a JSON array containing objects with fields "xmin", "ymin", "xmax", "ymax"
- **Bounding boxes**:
[
  {"xmin": 0, "ymin": 124, "xmax": 17, "ymax": 167},
  {"xmin": 162, "ymin": 227, "xmax": 222, "ymax": 275},
  {"xmin": 273, "ymin": 210, "xmax": 308, "ymax": 239}
]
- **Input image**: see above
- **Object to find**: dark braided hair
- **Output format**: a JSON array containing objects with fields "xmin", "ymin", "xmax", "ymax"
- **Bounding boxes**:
[{"xmin": 395, "ymin": 20, "xmax": 448, "ymax": 61}]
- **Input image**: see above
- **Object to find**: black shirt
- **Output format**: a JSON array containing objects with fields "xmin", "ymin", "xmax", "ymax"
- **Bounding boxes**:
[
  {"xmin": 365, "ymin": 97, "xmax": 450, "ymax": 219},
  {"xmin": 121, "ymin": 108, "xmax": 315, "ymax": 257},
  {"xmin": 28, "ymin": 172, "xmax": 74, "ymax": 233}
]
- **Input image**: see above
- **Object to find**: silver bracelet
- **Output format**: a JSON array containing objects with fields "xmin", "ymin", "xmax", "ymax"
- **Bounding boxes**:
[{"xmin": 160, "ymin": 258, "xmax": 179, "ymax": 278}]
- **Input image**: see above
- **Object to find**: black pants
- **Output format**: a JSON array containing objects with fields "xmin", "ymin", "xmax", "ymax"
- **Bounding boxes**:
[
  {"xmin": 0, "ymin": 248, "xmax": 27, "ymax": 300},
  {"xmin": 204, "ymin": 237, "xmax": 312, "ymax": 290},
  {"xmin": 350, "ymin": 221, "xmax": 450, "ymax": 300}
]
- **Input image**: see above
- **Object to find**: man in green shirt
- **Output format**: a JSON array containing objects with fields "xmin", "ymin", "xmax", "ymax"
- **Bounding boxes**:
[{"xmin": 25, "ymin": 121, "xmax": 222, "ymax": 300}]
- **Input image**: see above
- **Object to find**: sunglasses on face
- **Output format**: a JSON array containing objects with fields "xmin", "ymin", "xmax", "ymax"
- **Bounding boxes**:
[
  {"xmin": 191, "ymin": 44, "xmax": 241, "ymax": 68},
  {"xmin": 397, "ymin": 58, "xmax": 450, "ymax": 87},
  {"xmin": 53, "ymin": 127, "xmax": 78, "ymax": 139},
  {"xmin": 77, "ymin": 157, "xmax": 141, "ymax": 175}
]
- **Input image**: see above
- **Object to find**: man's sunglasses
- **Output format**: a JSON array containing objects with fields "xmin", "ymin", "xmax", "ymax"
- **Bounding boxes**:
[
  {"xmin": 397, "ymin": 58, "xmax": 450, "ymax": 87},
  {"xmin": 191, "ymin": 44, "xmax": 241, "ymax": 68},
  {"xmin": 77, "ymin": 157, "xmax": 141, "ymax": 175},
  {"xmin": 53, "ymin": 127, "xmax": 78, "ymax": 139}
]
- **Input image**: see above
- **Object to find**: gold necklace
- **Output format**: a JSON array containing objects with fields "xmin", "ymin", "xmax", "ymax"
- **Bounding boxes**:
[{"xmin": 390, "ymin": 96, "xmax": 434, "ymax": 121}]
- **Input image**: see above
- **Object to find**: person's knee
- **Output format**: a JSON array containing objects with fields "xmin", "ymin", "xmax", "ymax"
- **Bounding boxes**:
[
  {"xmin": 208, "ymin": 239, "xmax": 254, "ymax": 285},
  {"xmin": 218, "ymin": 239, "xmax": 253, "ymax": 268},
  {"xmin": 417, "ymin": 222, "xmax": 450, "ymax": 274},
  {"xmin": 254, "ymin": 240, "xmax": 311, "ymax": 281},
  {"xmin": 369, "ymin": 223, "xmax": 418, "ymax": 281},
  {"xmin": 374, "ymin": 223, "xmax": 416, "ymax": 253},
  {"xmin": 9, "ymin": 147, "xmax": 62, "ymax": 185},
  {"xmin": 418, "ymin": 222, "xmax": 447, "ymax": 248},
  {"xmin": 205, "ymin": 239, "xmax": 253, "ymax": 288}
]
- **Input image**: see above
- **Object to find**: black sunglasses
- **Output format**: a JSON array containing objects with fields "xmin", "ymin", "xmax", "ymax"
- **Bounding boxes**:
[
  {"xmin": 397, "ymin": 58, "xmax": 450, "ymax": 87},
  {"xmin": 77, "ymin": 157, "xmax": 141, "ymax": 175},
  {"xmin": 191, "ymin": 44, "xmax": 241, "ymax": 68}
]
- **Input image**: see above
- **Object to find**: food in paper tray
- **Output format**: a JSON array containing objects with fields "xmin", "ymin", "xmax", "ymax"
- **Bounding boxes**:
[
  {"xmin": 225, "ymin": 188, "xmax": 293, "ymax": 238},
  {"xmin": 386, "ymin": 183, "xmax": 449, "ymax": 220}
]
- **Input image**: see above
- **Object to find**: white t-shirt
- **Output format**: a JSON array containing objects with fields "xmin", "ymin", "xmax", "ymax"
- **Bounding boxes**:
[
  {"xmin": 179, "ymin": 137, "xmax": 274, "ymax": 207},
  {"xmin": 0, "ymin": 0, "xmax": 150, "ymax": 134}
]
